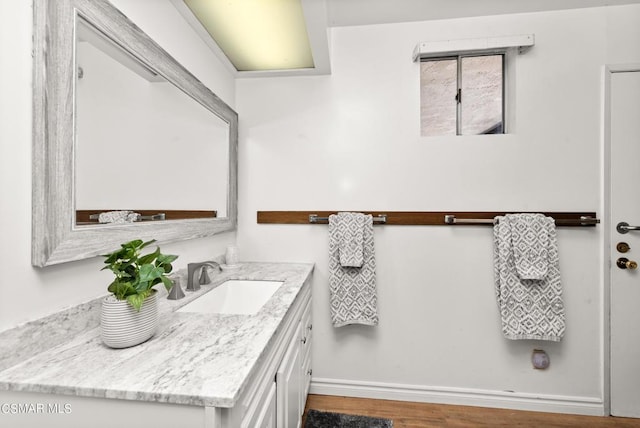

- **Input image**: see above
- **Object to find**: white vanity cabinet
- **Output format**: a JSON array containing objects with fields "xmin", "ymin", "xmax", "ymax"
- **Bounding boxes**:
[{"xmin": 229, "ymin": 286, "xmax": 312, "ymax": 428}]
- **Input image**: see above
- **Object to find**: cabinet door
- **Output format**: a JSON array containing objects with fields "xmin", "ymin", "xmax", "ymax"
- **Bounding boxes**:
[
  {"xmin": 277, "ymin": 323, "xmax": 302, "ymax": 428},
  {"xmin": 243, "ymin": 382, "xmax": 276, "ymax": 428}
]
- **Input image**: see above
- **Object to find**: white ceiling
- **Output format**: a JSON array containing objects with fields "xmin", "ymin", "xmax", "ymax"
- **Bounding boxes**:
[
  {"xmin": 174, "ymin": 0, "xmax": 640, "ymax": 77},
  {"xmin": 327, "ymin": 0, "xmax": 640, "ymax": 27}
]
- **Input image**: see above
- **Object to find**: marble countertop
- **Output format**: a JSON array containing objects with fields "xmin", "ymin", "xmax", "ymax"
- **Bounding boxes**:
[{"xmin": 0, "ymin": 262, "xmax": 314, "ymax": 408}]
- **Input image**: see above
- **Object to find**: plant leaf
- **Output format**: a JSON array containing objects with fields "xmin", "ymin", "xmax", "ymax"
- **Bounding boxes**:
[
  {"xmin": 135, "ymin": 280, "xmax": 149, "ymax": 293},
  {"xmin": 157, "ymin": 254, "xmax": 178, "ymax": 265},
  {"xmin": 116, "ymin": 259, "xmax": 135, "ymax": 271},
  {"xmin": 126, "ymin": 290, "xmax": 152, "ymax": 311},
  {"xmin": 137, "ymin": 247, "xmax": 160, "ymax": 265},
  {"xmin": 138, "ymin": 264, "xmax": 164, "ymax": 283},
  {"xmin": 160, "ymin": 275, "xmax": 173, "ymax": 292},
  {"xmin": 139, "ymin": 239, "xmax": 157, "ymax": 250},
  {"xmin": 108, "ymin": 281, "xmax": 136, "ymax": 300},
  {"xmin": 102, "ymin": 250, "xmax": 123, "ymax": 264},
  {"xmin": 103, "ymin": 238, "xmax": 176, "ymax": 306},
  {"xmin": 122, "ymin": 239, "xmax": 143, "ymax": 249},
  {"xmin": 126, "ymin": 294, "xmax": 145, "ymax": 311}
]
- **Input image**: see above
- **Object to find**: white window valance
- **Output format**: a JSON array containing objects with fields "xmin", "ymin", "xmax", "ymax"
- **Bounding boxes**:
[{"xmin": 412, "ymin": 34, "xmax": 534, "ymax": 61}]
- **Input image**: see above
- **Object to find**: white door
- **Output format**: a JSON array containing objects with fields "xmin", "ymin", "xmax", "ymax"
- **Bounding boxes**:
[{"xmin": 610, "ymin": 69, "xmax": 640, "ymax": 417}]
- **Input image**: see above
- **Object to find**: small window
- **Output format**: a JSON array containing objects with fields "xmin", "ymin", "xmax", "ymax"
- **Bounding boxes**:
[{"xmin": 420, "ymin": 54, "xmax": 504, "ymax": 136}]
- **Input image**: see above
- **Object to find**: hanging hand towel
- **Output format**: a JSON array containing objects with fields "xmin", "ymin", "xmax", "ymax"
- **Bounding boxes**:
[
  {"xmin": 493, "ymin": 214, "xmax": 565, "ymax": 341},
  {"xmin": 335, "ymin": 212, "xmax": 365, "ymax": 267},
  {"xmin": 510, "ymin": 214, "xmax": 550, "ymax": 280},
  {"xmin": 328, "ymin": 212, "xmax": 378, "ymax": 327}
]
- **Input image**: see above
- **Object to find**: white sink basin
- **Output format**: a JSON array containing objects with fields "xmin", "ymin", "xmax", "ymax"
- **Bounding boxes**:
[{"xmin": 177, "ymin": 280, "xmax": 284, "ymax": 315}]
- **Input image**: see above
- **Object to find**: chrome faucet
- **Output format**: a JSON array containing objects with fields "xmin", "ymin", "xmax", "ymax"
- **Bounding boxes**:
[{"xmin": 186, "ymin": 261, "xmax": 221, "ymax": 291}]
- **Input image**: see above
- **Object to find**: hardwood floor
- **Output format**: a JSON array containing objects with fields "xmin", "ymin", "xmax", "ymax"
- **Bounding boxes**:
[{"xmin": 304, "ymin": 394, "xmax": 640, "ymax": 427}]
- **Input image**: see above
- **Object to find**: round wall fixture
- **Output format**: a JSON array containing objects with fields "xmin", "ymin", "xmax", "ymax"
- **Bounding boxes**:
[{"xmin": 532, "ymin": 349, "xmax": 550, "ymax": 369}]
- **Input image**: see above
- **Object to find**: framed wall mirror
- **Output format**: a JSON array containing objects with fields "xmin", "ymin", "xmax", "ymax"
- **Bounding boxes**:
[{"xmin": 32, "ymin": 0, "xmax": 238, "ymax": 267}]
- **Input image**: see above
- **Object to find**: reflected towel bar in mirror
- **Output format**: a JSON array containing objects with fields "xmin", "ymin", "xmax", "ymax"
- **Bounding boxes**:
[
  {"xmin": 88, "ymin": 212, "xmax": 166, "ymax": 222},
  {"xmin": 76, "ymin": 210, "xmax": 217, "ymax": 224}
]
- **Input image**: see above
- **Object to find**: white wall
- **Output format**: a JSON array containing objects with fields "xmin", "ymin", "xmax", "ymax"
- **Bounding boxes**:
[
  {"xmin": 605, "ymin": 5, "xmax": 640, "ymax": 64},
  {"xmin": 237, "ymin": 5, "xmax": 640, "ymax": 413},
  {"xmin": 0, "ymin": 0, "xmax": 236, "ymax": 331}
]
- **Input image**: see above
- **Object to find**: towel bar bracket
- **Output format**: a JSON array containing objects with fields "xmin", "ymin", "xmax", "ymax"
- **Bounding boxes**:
[{"xmin": 444, "ymin": 215, "xmax": 493, "ymax": 225}]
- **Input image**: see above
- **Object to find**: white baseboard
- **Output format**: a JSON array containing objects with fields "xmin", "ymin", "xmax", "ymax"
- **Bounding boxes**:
[{"xmin": 310, "ymin": 378, "xmax": 605, "ymax": 416}]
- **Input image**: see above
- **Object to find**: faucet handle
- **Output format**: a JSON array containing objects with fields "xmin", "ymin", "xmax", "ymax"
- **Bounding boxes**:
[
  {"xmin": 199, "ymin": 266, "xmax": 211, "ymax": 285},
  {"xmin": 167, "ymin": 276, "xmax": 185, "ymax": 300}
]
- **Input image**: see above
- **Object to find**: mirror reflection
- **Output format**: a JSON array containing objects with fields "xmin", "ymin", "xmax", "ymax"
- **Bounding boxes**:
[
  {"xmin": 32, "ymin": 0, "xmax": 238, "ymax": 267},
  {"xmin": 74, "ymin": 18, "xmax": 229, "ymax": 225}
]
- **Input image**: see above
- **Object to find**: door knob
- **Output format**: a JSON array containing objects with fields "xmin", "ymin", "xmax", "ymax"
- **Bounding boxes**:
[
  {"xmin": 617, "ymin": 257, "xmax": 638, "ymax": 270},
  {"xmin": 617, "ymin": 222, "xmax": 640, "ymax": 234}
]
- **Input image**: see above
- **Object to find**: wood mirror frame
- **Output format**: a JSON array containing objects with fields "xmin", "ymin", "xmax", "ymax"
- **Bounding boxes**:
[{"xmin": 32, "ymin": 0, "xmax": 238, "ymax": 267}]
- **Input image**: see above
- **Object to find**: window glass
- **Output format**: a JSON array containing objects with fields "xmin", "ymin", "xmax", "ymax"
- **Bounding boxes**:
[
  {"xmin": 420, "ymin": 59, "xmax": 457, "ymax": 136},
  {"xmin": 460, "ymin": 55, "xmax": 503, "ymax": 135},
  {"xmin": 420, "ymin": 54, "xmax": 504, "ymax": 136}
]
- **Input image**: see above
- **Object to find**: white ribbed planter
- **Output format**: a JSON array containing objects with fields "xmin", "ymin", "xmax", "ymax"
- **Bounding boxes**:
[{"xmin": 100, "ymin": 290, "xmax": 158, "ymax": 349}]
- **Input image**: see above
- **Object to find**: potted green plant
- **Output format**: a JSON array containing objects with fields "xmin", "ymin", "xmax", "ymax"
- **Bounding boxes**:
[{"xmin": 100, "ymin": 239, "xmax": 178, "ymax": 348}]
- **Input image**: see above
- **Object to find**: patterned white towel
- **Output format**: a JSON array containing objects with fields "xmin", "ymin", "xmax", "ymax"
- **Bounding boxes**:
[
  {"xmin": 98, "ymin": 210, "xmax": 140, "ymax": 224},
  {"xmin": 493, "ymin": 214, "xmax": 565, "ymax": 341},
  {"xmin": 511, "ymin": 214, "xmax": 550, "ymax": 280},
  {"xmin": 335, "ymin": 212, "xmax": 366, "ymax": 267},
  {"xmin": 328, "ymin": 213, "xmax": 378, "ymax": 327}
]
